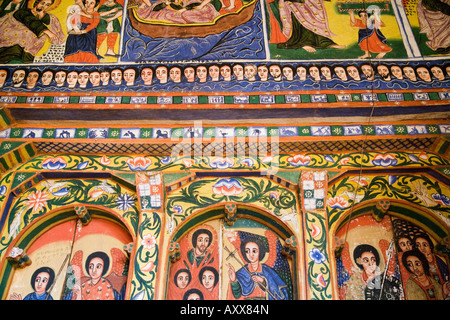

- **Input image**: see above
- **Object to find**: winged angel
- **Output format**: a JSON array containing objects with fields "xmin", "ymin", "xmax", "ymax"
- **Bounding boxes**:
[
  {"xmin": 63, "ymin": 248, "xmax": 128, "ymax": 300},
  {"xmin": 225, "ymin": 229, "xmax": 292, "ymax": 300}
]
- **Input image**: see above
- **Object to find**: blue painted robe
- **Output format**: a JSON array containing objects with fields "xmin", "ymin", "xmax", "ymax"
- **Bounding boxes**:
[
  {"xmin": 23, "ymin": 292, "xmax": 53, "ymax": 300},
  {"xmin": 232, "ymin": 264, "xmax": 289, "ymax": 300}
]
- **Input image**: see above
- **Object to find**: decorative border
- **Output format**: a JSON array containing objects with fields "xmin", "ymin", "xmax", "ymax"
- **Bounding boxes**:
[
  {"xmin": 1, "ymin": 123, "xmax": 449, "ymax": 141},
  {"xmin": 1, "ymin": 90, "xmax": 449, "ymax": 106},
  {"xmin": 0, "ymin": 60, "xmax": 448, "ymax": 93}
]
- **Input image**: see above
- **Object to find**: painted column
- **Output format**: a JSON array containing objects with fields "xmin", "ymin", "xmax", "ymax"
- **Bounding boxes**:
[
  {"xmin": 129, "ymin": 171, "xmax": 164, "ymax": 300},
  {"xmin": 300, "ymin": 170, "xmax": 334, "ymax": 299}
]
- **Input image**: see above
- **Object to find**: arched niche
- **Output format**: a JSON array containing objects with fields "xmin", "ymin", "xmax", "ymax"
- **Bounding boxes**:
[
  {"xmin": 0, "ymin": 206, "xmax": 134, "ymax": 300},
  {"xmin": 164, "ymin": 203, "xmax": 299, "ymax": 300},
  {"xmin": 332, "ymin": 200, "xmax": 449, "ymax": 300}
]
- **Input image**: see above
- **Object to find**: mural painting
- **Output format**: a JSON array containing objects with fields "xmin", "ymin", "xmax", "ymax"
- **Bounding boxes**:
[
  {"xmin": 392, "ymin": 218, "xmax": 449, "ymax": 300},
  {"xmin": 403, "ymin": 0, "xmax": 450, "ymax": 56},
  {"xmin": 0, "ymin": 0, "xmax": 447, "ymax": 303},
  {"xmin": 167, "ymin": 221, "xmax": 221, "ymax": 300},
  {"xmin": 335, "ymin": 214, "xmax": 449, "ymax": 300},
  {"xmin": 0, "ymin": 0, "xmax": 416, "ymax": 63},
  {"xmin": 7, "ymin": 221, "xmax": 75, "ymax": 300},
  {"xmin": 0, "ymin": 0, "xmax": 124, "ymax": 64},
  {"xmin": 166, "ymin": 219, "xmax": 294, "ymax": 300},
  {"xmin": 0, "ymin": 0, "xmax": 447, "ymax": 97},
  {"xmin": 62, "ymin": 218, "xmax": 131, "ymax": 300},
  {"xmin": 7, "ymin": 218, "xmax": 131, "ymax": 300},
  {"xmin": 268, "ymin": 0, "xmax": 408, "ymax": 60},
  {"xmin": 0, "ymin": 148, "xmax": 447, "ymax": 299},
  {"xmin": 0, "ymin": 0, "xmax": 446, "ymax": 65},
  {"xmin": 222, "ymin": 219, "xmax": 293, "ymax": 300}
]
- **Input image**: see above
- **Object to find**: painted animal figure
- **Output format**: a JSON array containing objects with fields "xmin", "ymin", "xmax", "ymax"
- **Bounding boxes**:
[
  {"xmin": 124, "ymin": 131, "xmax": 136, "ymax": 139},
  {"xmin": 59, "ymin": 130, "xmax": 71, "ymax": 138},
  {"xmin": 156, "ymin": 130, "xmax": 169, "ymax": 139}
]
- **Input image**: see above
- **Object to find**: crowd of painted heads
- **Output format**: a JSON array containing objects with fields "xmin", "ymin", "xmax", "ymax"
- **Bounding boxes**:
[{"xmin": 1, "ymin": 62, "xmax": 449, "ymax": 90}]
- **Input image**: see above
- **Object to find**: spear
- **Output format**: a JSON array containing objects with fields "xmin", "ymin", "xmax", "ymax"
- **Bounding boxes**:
[{"xmin": 379, "ymin": 240, "xmax": 395, "ymax": 300}]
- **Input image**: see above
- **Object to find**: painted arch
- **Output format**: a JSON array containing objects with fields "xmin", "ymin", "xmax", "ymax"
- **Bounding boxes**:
[
  {"xmin": 165, "ymin": 203, "xmax": 300, "ymax": 300},
  {"xmin": 327, "ymin": 171, "xmax": 450, "ymax": 300}
]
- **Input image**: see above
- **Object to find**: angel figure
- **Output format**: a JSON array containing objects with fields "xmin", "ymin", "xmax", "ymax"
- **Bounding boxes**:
[
  {"xmin": 226, "ymin": 230, "xmax": 291, "ymax": 300},
  {"xmin": 63, "ymin": 249, "xmax": 128, "ymax": 300}
]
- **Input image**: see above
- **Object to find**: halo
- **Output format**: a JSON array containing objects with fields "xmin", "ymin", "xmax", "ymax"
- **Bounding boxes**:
[
  {"xmin": 28, "ymin": 0, "xmax": 62, "ymax": 12},
  {"xmin": 186, "ymin": 222, "xmax": 218, "ymax": 251}
]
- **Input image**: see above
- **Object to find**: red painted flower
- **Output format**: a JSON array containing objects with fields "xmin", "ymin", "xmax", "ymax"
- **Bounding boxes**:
[
  {"xmin": 213, "ymin": 178, "xmax": 244, "ymax": 196},
  {"xmin": 310, "ymin": 224, "xmax": 321, "ymax": 238},
  {"xmin": 287, "ymin": 154, "xmax": 311, "ymax": 167},
  {"xmin": 340, "ymin": 157, "xmax": 350, "ymax": 165},
  {"xmin": 100, "ymin": 156, "xmax": 111, "ymax": 165},
  {"xmin": 316, "ymin": 273, "xmax": 327, "ymax": 288},
  {"xmin": 25, "ymin": 190, "xmax": 50, "ymax": 212},
  {"xmin": 127, "ymin": 157, "xmax": 152, "ymax": 171},
  {"xmin": 327, "ymin": 196, "xmax": 349, "ymax": 209},
  {"xmin": 141, "ymin": 233, "xmax": 157, "ymax": 250},
  {"xmin": 372, "ymin": 154, "xmax": 398, "ymax": 167},
  {"xmin": 269, "ymin": 191, "xmax": 280, "ymax": 200},
  {"xmin": 41, "ymin": 157, "xmax": 67, "ymax": 170}
]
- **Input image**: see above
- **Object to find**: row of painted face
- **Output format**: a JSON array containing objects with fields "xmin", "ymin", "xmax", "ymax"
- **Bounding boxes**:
[{"xmin": 3, "ymin": 63, "xmax": 448, "ymax": 89}]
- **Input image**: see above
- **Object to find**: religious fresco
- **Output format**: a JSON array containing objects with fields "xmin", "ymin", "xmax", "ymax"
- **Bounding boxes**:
[
  {"xmin": 0, "ymin": 60, "xmax": 447, "ymax": 94},
  {"xmin": 336, "ymin": 215, "xmax": 403, "ymax": 300},
  {"xmin": 61, "ymin": 219, "xmax": 131, "ymax": 300},
  {"xmin": 335, "ymin": 215, "xmax": 449, "ymax": 300},
  {"xmin": 267, "ymin": 0, "xmax": 408, "ymax": 60},
  {"xmin": 167, "ymin": 221, "xmax": 221, "ymax": 300},
  {"xmin": 0, "ymin": 147, "xmax": 448, "ymax": 299},
  {"xmin": 0, "ymin": 0, "xmax": 435, "ymax": 63},
  {"xmin": 327, "ymin": 171, "xmax": 450, "ymax": 300},
  {"xmin": 166, "ymin": 219, "xmax": 294, "ymax": 300},
  {"xmin": 6, "ymin": 218, "xmax": 131, "ymax": 300},
  {"xmin": 0, "ymin": 0, "xmax": 124, "ymax": 64},
  {"xmin": 0, "ymin": 0, "xmax": 447, "ymax": 95},
  {"xmin": 0, "ymin": 0, "xmax": 448, "ymax": 304},
  {"xmin": 7, "ymin": 220, "xmax": 75, "ymax": 300},
  {"xmin": 0, "ymin": 176, "xmax": 138, "ymax": 259},
  {"xmin": 392, "ymin": 218, "xmax": 449, "ymax": 299},
  {"xmin": 222, "ymin": 219, "xmax": 293, "ymax": 300},
  {"xmin": 403, "ymin": 0, "xmax": 450, "ymax": 56}
]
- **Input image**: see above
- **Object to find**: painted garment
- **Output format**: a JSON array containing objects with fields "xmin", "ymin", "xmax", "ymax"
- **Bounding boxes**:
[
  {"xmin": 417, "ymin": 0, "xmax": 450, "ymax": 52},
  {"xmin": 229, "ymin": 264, "xmax": 289, "ymax": 300},
  {"xmin": 23, "ymin": 292, "xmax": 53, "ymax": 300},
  {"xmin": 266, "ymin": 0, "xmax": 289, "ymax": 43},
  {"xmin": 351, "ymin": 19, "xmax": 392, "ymax": 54},
  {"xmin": 64, "ymin": 12, "xmax": 100, "ymax": 63},
  {"xmin": 97, "ymin": 2, "xmax": 123, "ymax": 34},
  {"xmin": 0, "ymin": 9, "xmax": 64, "ymax": 63},
  {"xmin": 404, "ymin": 275, "xmax": 443, "ymax": 300},
  {"xmin": 277, "ymin": 0, "xmax": 336, "ymax": 43},
  {"xmin": 80, "ymin": 278, "xmax": 118, "ymax": 300},
  {"xmin": 136, "ymin": 0, "xmax": 220, "ymax": 24}
]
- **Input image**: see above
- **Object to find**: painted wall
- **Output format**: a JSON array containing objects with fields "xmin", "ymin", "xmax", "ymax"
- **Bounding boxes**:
[
  {"xmin": 0, "ymin": 152, "xmax": 447, "ymax": 300},
  {"xmin": 0, "ymin": 0, "xmax": 448, "ymax": 301},
  {"xmin": 0, "ymin": 0, "xmax": 447, "ymax": 95}
]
